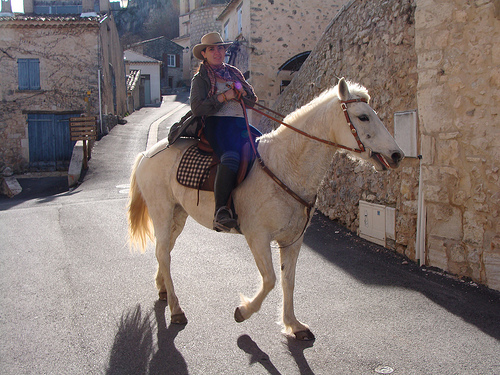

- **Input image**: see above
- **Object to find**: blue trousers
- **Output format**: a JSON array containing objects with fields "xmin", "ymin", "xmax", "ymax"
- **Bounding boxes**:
[{"xmin": 203, "ymin": 116, "xmax": 261, "ymax": 173}]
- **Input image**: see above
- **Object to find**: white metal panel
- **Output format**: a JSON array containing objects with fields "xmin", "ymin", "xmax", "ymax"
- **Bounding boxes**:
[
  {"xmin": 386, "ymin": 206, "xmax": 396, "ymax": 240},
  {"xmin": 359, "ymin": 200, "xmax": 386, "ymax": 247},
  {"xmin": 394, "ymin": 110, "xmax": 418, "ymax": 158}
]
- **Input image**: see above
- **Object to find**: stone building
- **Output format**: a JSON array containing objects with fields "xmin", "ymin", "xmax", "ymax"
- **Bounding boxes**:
[
  {"xmin": 0, "ymin": 0, "xmax": 127, "ymax": 173},
  {"xmin": 174, "ymin": 0, "xmax": 229, "ymax": 84},
  {"xmin": 175, "ymin": 0, "xmax": 347, "ymax": 123},
  {"xmin": 216, "ymin": 0, "xmax": 347, "ymax": 122},
  {"xmin": 269, "ymin": 0, "xmax": 500, "ymax": 291},
  {"xmin": 127, "ymin": 36, "xmax": 185, "ymax": 94},
  {"xmin": 124, "ymin": 50, "xmax": 161, "ymax": 106}
]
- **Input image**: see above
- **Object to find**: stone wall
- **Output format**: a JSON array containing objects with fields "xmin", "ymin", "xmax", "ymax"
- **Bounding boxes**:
[
  {"xmin": 263, "ymin": 0, "xmax": 500, "ymax": 291},
  {"xmin": 248, "ymin": 0, "xmax": 346, "ymax": 109},
  {"xmin": 189, "ymin": 4, "xmax": 226, "ymax": 74},
  {"xmin": 266, "ymin": 0, "xmax": 420, "ymax": 258},
  {"xmin": 415, "ymin": 0, "xmax": 500, "ymax": 289},
  {"xmin": 100, "ymin": 14, "xmax": 128, "ymax": 117}
]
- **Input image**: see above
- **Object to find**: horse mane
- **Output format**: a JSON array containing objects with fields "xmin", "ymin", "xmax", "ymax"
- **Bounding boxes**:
[{"xmin": 282, "ymin": 80, "xmax": 370, "ymax": 125}]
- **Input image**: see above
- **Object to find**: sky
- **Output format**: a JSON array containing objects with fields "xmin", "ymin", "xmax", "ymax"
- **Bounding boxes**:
[
  {"xmin": 8, "ymin": 0, "xmax": 121, "ymax": 13},
  {"xmin": 11, "ymin": 0, "xmax": 23, "ymax": 12}
]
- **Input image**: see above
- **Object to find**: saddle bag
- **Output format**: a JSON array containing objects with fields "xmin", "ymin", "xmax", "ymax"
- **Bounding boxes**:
[{"xmin": 167, "ymin": 110, "xmax": 203, "ymax": 145}]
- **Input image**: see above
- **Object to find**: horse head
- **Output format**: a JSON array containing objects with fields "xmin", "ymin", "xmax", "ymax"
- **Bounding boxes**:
[{"xmin": 334, "ymin": 78, "xmax": 404, "ymax": 170}]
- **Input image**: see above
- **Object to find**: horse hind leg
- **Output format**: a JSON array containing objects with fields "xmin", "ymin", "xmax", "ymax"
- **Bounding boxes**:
[
  {"xmin": 279, "ymin": 241, "xmax": 315, "ymax": 341},
  {"xmin": 154, "ymin": 204, "xmax": 188, "ymax": 324}
]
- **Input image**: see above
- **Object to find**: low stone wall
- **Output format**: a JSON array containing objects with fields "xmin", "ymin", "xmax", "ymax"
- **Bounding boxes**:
[{"xmin": 261, "ymin": 0, "xmax": 420, "ymax": 258}]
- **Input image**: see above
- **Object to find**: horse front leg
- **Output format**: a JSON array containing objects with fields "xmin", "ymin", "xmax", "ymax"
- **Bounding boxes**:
[
  {"xmin": 279, "ymin": 240, "xmax": 315, "ymax": 341},
  {"xmin": 234, "ymin": 236, "xmax": 276, "ymax": 323}
]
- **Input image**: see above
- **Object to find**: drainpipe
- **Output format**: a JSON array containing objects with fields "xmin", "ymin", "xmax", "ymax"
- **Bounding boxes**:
[
  {"xmin": 98, "ymin": 69, "xmax": 103, "ymax": 134},
  {"xmin": 415, "ymin": 154, "xmax": 426, "ymax": 266}
]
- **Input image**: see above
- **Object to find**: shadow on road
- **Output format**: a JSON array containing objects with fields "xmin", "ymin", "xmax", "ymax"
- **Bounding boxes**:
[
  {"xmin": 0, "ymin": 176, "xmax": 74, "ymax": 210},
  {"xmin": 237, "ymin": 334, "xmax": 315, "ymax": 375},
  {"xmin": 149, "ymin": 301, "xmax": 188, "ymax": 375},
  {"xmin": 284, "ymin": 336, "xmax": 315, "ymax": 375},
  {"xmin": 303, "ymin": 213, "xmax": 500, "ymax": 341},
  {"xmin": 237, "ymin": 335, "xmax": 282, "ymax": 374},
  {"xmin": 106, "ymin": 302, "xmax": 187, "ymax": 375}
]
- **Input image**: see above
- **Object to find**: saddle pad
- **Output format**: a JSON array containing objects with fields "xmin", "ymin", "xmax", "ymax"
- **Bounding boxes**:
[{"xmin": 177, "ymin": 144, "xmax": 214, "ymax": 189}]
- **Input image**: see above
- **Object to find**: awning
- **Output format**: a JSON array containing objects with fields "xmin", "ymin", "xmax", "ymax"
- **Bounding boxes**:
[{"xmin": 277, "ymin": 51, "xmax": 311, "ymax": 74}]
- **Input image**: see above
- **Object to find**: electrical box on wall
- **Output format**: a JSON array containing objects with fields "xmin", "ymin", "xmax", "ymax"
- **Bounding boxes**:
[{"xmin": 359, "ymin": 201, "xmax": 396, "ymax": 247}]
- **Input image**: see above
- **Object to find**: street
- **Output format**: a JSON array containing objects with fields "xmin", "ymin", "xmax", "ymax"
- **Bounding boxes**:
[{"xmin": 1, "ymin": 94, "xmax": 499, "ymax": 375}]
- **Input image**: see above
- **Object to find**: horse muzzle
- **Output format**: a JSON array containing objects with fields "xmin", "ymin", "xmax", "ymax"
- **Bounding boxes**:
[{"xmin": 370, "ymin": 150, "xmax": 404, "ymax": 170}]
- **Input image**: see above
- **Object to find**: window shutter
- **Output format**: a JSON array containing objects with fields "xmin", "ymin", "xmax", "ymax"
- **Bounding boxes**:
[
  {"xmin": 29, "ymin": 59, "xmax": 40, "ymax": 90},
  {"xmin": 176, "ymin": 54, "xmax": 180, "ymax": 68},
  {"xmin": 18, "ymin": 59, "xmax": 30, "ymax": 90},
  {"xmin": 18, "ymin": 59, "xmax": 40, "ymax": 90}
]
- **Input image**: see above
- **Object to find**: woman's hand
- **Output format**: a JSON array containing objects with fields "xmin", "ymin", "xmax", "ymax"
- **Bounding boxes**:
[
  {"xmin": 234, "ymin": 82, "xmax": 247, "ymax": 97},
  {"xmin": 218, "ymin": 88, "xmax": 238, "ymax": 102}
]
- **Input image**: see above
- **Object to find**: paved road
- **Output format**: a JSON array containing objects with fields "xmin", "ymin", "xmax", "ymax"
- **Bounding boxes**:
[{"xmin": 1, "ymin": 95, "xmax": 499, "ymax": 374}]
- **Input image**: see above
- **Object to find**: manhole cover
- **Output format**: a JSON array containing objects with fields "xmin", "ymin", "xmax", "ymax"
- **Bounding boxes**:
[{"xmin": 374, "ymin": 365, "xmax": 394, "ymax": 374}]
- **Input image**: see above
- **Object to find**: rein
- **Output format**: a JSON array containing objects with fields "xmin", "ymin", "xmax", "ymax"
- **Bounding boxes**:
[{"xmin": 247, "ymin": 98, "xmax": 367, "ymax": 153}]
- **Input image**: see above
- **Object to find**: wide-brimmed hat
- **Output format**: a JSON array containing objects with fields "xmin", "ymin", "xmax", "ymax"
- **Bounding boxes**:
[{"xmin": 192, "ymin": 32, "xmax": 232, "ymax": 61}]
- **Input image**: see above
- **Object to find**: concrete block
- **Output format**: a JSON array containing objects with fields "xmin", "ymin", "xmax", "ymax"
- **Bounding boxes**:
[
  {"xmin": 68, "ymin": 141, "xmax": 84, "ymax": 187},
  {"xmin": 1, "ymin": 177, "xmax": 22, "ymax": 198}
]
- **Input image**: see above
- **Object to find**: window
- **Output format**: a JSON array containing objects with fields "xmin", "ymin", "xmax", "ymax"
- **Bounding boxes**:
[
  {"xmin": 33, "ymin": 5, "xmax": 82, "ymax": 14},
  {"xmin": 167, "ymin": 54, "xmax": 176, "ymax": 67},
  {"xmin": 237, "ymin": 3, "xmax": 243, "ymax": 35},
  {"xmin": 18, "ymin": 59, "xmax": 40, "ymax": 90}
]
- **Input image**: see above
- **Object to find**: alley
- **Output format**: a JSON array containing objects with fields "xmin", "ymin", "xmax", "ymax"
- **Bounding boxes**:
[{"xmin": 0, "ymin": 95, "xmax": 499, "ymax": 375}]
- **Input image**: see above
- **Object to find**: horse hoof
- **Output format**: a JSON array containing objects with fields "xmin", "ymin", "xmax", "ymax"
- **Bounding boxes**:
[
  {"xmin": 234, "ymin": 307, "xmax": 245, "ymax": 323},
  {"xmin": 294, "ymin": 329, "xmax": 315, "ymax": 341},
  {"xmin": 171, "ymin": 313, "xmax": 188, "ymax": 325},
  {"xmin": 158, "ymin": 291, "xmax": 168, "ymax": 301}
]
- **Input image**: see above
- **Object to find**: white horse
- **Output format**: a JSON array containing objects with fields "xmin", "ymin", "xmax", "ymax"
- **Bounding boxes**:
[{"xmin": 128, "ymin": 78, "xmax": 404, "ymax": 340}]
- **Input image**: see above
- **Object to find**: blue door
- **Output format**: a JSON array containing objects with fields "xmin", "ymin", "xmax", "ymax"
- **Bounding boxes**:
[{"xmin": 28, "ymin": 113, "xmax": 76, "ymax": 170}]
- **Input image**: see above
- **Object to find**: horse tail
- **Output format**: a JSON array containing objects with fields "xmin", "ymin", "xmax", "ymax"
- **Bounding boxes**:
[{"xmin": 128, "ymin": 154, "xmax": 154, "ymax": 253}]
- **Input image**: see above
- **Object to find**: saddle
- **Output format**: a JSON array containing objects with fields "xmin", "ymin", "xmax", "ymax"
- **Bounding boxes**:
[
  {"xmin": 176, "ymin": 137, "xmax": 255, "ymax": 193},
  {"xmin": 170, "ymin": 110, "xmax": 258, "ymax": 195}
]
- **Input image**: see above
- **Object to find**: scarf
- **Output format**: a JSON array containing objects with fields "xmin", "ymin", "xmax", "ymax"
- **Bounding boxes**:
[{"xmin": 203, "ymin": 61, "xmax": 256, "ymax": 99}]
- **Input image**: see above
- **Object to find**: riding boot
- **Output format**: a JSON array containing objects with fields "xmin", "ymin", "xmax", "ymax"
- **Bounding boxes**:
[{"xmin": 213, "ymin": 163, "xmax": 238, "ymax": 232}]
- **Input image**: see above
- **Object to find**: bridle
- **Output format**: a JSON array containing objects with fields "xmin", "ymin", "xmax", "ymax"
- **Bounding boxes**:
[
  {"xmin": 238, "ymin": 96, "xmax": 368, "ymax": 247},
  {"xmin": 243, "ymin": 97, "xmax": 367, "ymax": 153}
]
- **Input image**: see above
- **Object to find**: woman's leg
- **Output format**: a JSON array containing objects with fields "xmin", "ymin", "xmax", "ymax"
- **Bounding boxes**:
[{"xmin": 204, "ymin": 117, "xmax": 241, "ymax": 231}]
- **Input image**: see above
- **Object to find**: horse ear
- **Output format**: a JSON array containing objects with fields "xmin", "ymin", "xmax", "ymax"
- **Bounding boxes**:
[{"xmin": 338, "ymin": 77, "xmax": 350, "ymax": 101}]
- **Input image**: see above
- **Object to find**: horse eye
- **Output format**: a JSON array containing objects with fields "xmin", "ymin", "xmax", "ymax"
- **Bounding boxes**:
[{"xmin": 358, "ymin": 115, "xmax": 369, "ymax": 122}]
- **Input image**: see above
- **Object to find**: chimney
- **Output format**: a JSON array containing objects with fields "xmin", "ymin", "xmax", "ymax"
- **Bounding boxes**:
[
  {"xmin": 82, "ymin": 0, "xmax": 93, "ymax": 12},
  {"xmin": 99, "ymin": 0, "xmax": 109, "ymax": 13},
  {"xmin": 23, "ymin": 0, "xmax": 33, "ymax": 14},
  {"xmin": 1, "ymin": 0, "xmax": 12, "ymax": 13}
]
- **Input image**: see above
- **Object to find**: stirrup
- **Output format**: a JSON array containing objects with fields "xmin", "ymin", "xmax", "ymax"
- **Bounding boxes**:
[{"xmin": 213, "ymin": 206, "xmax": 238, "ymax": 232}]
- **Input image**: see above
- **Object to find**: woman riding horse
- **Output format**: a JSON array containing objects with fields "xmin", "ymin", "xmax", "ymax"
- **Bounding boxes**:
[{"xmin": 190, "ymin": 32, "xmax": 260, "ymax": 232}]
